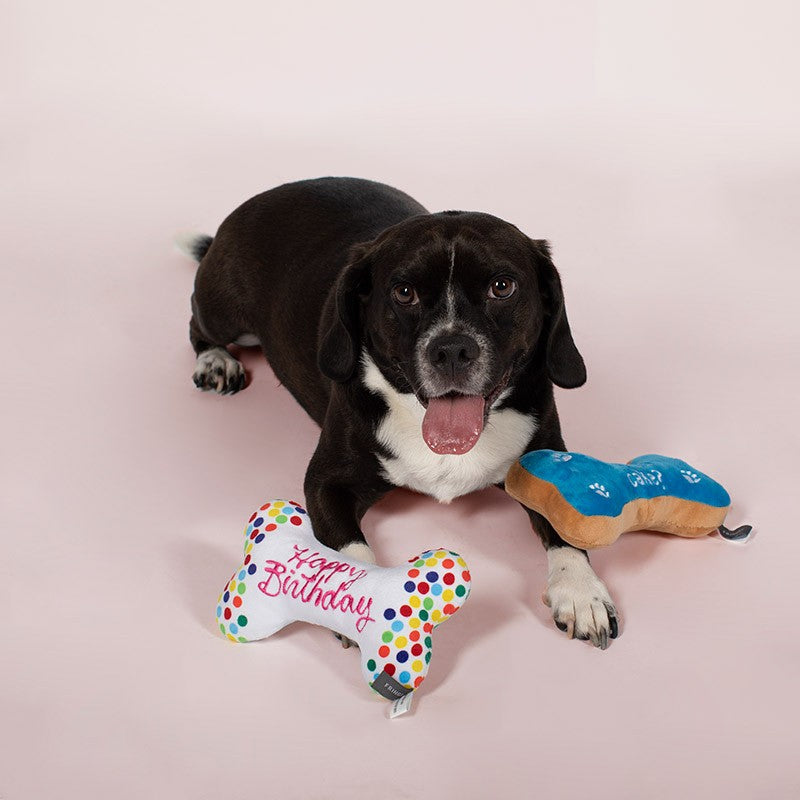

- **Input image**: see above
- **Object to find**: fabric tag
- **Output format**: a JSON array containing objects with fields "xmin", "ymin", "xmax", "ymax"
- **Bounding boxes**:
[
  {"xmin": 389, "ymin": 691, "xmax": 413, "ymax": 719},
  {"xmin": 371, "ymin": 670, "xmax": 412, "ymax": 701}
]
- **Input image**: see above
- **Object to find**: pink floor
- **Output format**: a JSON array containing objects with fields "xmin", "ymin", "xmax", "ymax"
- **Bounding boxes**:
[{"xmin": 3, "ymin": 3, "xmax": 799, "ymax": 798}]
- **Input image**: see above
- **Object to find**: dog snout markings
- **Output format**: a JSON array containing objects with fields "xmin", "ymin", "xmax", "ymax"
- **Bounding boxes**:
[
  {"xmin": 680, "ymin": 469, "xmax": 701, "ymax": 484},
  {"xmin": 369, "ymin": 550, "xmax": 471, "ymax": 691},
  {"xmin": 589, "ymin": 482, "xmax": 610, "ymax": 498}
]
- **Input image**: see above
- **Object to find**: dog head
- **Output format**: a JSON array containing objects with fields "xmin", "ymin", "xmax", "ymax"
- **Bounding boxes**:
[{"xmin": 318, "ymin": 212, "xmax": 585, "ymax": 454}]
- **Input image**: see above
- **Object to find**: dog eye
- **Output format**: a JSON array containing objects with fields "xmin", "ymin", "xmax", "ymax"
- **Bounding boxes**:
[
  {"xmin": 392, "ymin": 283, "xmax": 419, "ymax": 306},
  {"xmin": 488, "ymin": 277, "xmax": 517, "ymax": 299}
]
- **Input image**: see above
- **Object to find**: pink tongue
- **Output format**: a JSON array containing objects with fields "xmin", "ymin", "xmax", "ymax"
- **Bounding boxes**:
[{"xmin": 422, "ymin": 395, "xmax": 486, "ymax": 455}]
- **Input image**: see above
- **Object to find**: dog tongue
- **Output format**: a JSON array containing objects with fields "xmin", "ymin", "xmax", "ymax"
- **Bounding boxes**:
[{"xmin": 422, "ymin": 395, "xmax": 486, "ymax": 455}]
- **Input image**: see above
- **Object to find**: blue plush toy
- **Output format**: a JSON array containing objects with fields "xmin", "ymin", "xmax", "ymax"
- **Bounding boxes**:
[{"xmin": 506, "ymin": 451, "xmax": 751, "ymax": 548}]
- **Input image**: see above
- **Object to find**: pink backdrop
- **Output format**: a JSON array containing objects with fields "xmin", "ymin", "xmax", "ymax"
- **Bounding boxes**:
[{"xmin": 3, "ymin": 2, "xmax": 799, "ymax": 798}]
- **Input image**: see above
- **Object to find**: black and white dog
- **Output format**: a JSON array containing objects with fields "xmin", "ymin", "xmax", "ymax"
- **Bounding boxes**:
[{"xmin": 182, "ymin": 177, "xmax": 618, "ymax": 649}]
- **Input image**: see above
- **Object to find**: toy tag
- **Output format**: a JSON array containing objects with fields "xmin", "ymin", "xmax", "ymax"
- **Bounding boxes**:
[{"xmin": 389, "ymin": 692, "xmax": 413, "ymax": 719}]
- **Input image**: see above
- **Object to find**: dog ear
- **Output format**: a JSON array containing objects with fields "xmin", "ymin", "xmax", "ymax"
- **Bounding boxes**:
[
  {"xmin": 318, "ymin": 244, "xmax": 373, "ymax": 383},
  {"xmin": 530, "ymin": 239, "xmax": 587, "ymax": 389}
]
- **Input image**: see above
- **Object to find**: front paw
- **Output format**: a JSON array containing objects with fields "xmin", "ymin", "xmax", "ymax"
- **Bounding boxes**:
[
  {"xmin": 544, "ymin": 547, "xmax": 619, "ymax": 649},
  {"xmin": 333, "ymin": 632, "xmax": 359, "ymax": 649}
]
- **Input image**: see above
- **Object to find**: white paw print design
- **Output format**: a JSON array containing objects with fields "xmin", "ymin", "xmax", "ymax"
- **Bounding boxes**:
[
  {"xmin": 553, "ymin": 453, "xmax": 572, "ymax": 462},
  {"xmin": 589, "ymin": 482, "xmax": 610, "ymax": 498},
  {"xmin": 680, "ymin": 469, "xmax": 701, "ymax": 484}
]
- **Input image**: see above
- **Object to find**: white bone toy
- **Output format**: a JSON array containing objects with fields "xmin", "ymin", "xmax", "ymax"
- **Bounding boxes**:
[{"xmin": 215, "ymin": 500, "xmax": 472, "ymax": 701}]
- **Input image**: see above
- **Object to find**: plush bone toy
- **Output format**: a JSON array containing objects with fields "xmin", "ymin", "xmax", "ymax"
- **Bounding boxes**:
[
  {"xmin": 215, "ymin": 500, "xmax": 471, "ymax": 702},
  {"xmin": 506, "ymin": 451, "xmax": 751, "ymax": 549}
]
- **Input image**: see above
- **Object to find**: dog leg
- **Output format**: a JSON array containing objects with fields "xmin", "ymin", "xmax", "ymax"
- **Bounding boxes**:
[
  {"xmin": 524, "ymin": 506, "xmax": 619, "ymax": 649},
  {"xmin": 304, "ymin": 435, "xmax": 392, "ymax": 648},
  {"xmin": 189, "ymin": 315, "xmax": 246, "ymax": 395}
]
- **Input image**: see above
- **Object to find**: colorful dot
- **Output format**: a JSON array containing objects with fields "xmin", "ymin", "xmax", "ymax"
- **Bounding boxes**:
[
  {"xmin": 238, "ymin": 570, "xmax": 246, "ymax": 580},
  {"xmin": 382, "ymin": 631, "xmax": 393, "ymax": 643},
  {"xmin": 378, "ymin": 645, "xmax": 390, "ymax": 658},
  {"xmin": 442, "ymin": 589, "xmax": 454, "ymax": 602},
  {"xmin": 411, "ymin": 660, "xmax": 423, "ymax": 672},
  {"xmin": 226, "ymin": 633, "xmax": 237, "ymax": 642},
  {"xmin": 425, "ymin": 651, "xmax": 431, "ymax": 663},
  {"xmin": 224, "ymin": 608, "xmax": 231, "ymax": 620},
  {"xmin": 409, "ymin": 595, "xmax": 421, "ymax": 608},
  {"xmin": 391, "ymin": 620, "xmax": 403, "ymax": 632},
  {"xmin": 223, "ymin": 591, "xmax": 230, "ymax": 602},
  {"xmin": 248, "ymin": 512, "xmax": 257, "ymax": 523},
  {"xmin": 423, "ymin": 597, "xmax": 434, "ymax": 610},
  {"xmin": 443, "ymin": 572, "xmax": 455, "ymax": 585},
  {"xmin": 425, "ymin": 558, "xmax": 437, "ymax": 567},
  {"xmin": 424, "ymin": 636, "xmax": 432, "ymax": 647},
  {"xmin": 248, "ymin": 564, "xmax": 257, "ymax": 575},
  {"xmin": 399, "ymin": 671, "xmax": 411, "ymax": 684},
  {"xmin": 273, "ymin": 501, "xmax": 285, "ymax": 508},
  {"xmin": 367, "ymin": 659, "xmax": 376, "ymax": 671},
  {"xmin": 400, "ymin": 605, "xmax": 412, "ymax": 617},
  {"xmin": 237, "ymin": 615, "xmax": 248, "ymax": 626},
  {"xmin": 442, "ymin": 558, "xmax": 454, "ymax": 568},
  {"xmin": 462, "ymin": 570, "xmax": 471, "ymax": 581},
  {"xmin": 426, "ymin": 571, "xmax": 439, "ymax": 582},
  {"xmin": 418, "ymin": 610, "xmax": 429, "ymax": 621},
  {"xmin": 431, "ymin": 583, "xmax": 442, "ymax": 596},
  {"xmin": 233, "ymin": 596, "xmax": 243, "ymax": 608},
  {"xmin": 409, "ymin": 630, "xmax": 420, "ymax": 641},
  {"xmin": 229, "ymin": 623, "xmax": 239, "ymax": 634},
  {"xmin": 259, "ymin": 503, "xmax": 271, "ymax": 511},
  {"xmin": 216, "ymin": 606, "xmax": 221, "ymax": 618},
  {"xmin": 219, "ymin": 623, "xmax": 225, "ymax": 634},
  {"xmin": 397, "ymin": 650, "xmax": 409, "ymax": 663},
  {"xmin": 408, "ymin": 618, "xmax": 420, "ymax": 629},
  {"xmin": 265, "ymin": 523, "xmax": 277, "ymax": 532},
  {"xmin": 237, "ymin": 637, "xmax": 247, "ymax": 643},
  {"xmin": 407, "ymin": 568, "xmax": 420, "ymax": 578},
  {"xmin": 254, "ymin": 533, "xmax": 265, "ymax": 543},
  {"xmin": 435, "ymin": 550, "xmax": 447, "ymax": 557},
  {"xmin": 455, "ymin": 585, "xmax": 466, "ymax": 597},
  {"xmin": 414, "ymin": 559, "xmax": 425, "ymax": 567},
  {"xmin": 432, "ymin": 610, "xmax": 442, "ymax": 622},
  {"xmin": 395, "ymin": 636, "xmax": 408, "ymax": 649},
  {"xmin": 414, "ymin": 676, "xmax": 424, "ymax": 688},
  {"xmin": 404, "ymin": 581, "xmax": 415, "ymax": 592},
  {"xmin": 411, "ymin": 643, "xmax": 423, "ymax": 656},
  {"xmin": 290, "ymin": 516, "xmax": 302, "ymax": 526},
  {"xmin": 244, "ymin": 554, "xmax": 251, "ymax": 565},
  {"xmin": 268, "ymin": 509, "xmax": 280, "ymax": 517},
  {"xmin": 275, "ymin": 515, "xmax": 288, "ymax": 524},
  {"xmin": 457, "ymin": 557, "xmax": 467, "ymax": 567},
  {"xmin": 417, "ymin": 582, "xmax": 429, "ymax": 594},
  {"xmin": 384, "ymin": 663, "xmax": 396, "ymax": 676},
  {"xmin": 383, "ymin": 608, "xmax": 396, "ymax": 620},
  {"xmin": 237, "ymin": 584, "xmax": 246, "ymax": 594},
  {"xmin": 423, "ymin": 623, "xmax": 433, "ymax": 633}
]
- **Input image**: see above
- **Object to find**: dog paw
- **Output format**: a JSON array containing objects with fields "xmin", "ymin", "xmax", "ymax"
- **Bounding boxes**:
[
  {"xmin": 193, "ymin": 347, "xmax": 246, "ymax": 394},
  {"xmin": 544, "ymin": 548, "xmax": 619, "ymax": 649},
  {"xmin": 333, "ymin": 632, "xmax": 360, "ymax": 649},
  {"xmin": 588, "ymin": 482, "xmax": 610, "ymax": 498}
]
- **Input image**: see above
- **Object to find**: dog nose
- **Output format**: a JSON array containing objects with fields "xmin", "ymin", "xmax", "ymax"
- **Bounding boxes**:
[{"xmin": 427, "ymin": 334, "xmax": 481, "ymax": 375}]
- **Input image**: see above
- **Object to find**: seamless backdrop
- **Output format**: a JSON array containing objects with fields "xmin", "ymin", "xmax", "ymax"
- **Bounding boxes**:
[{"xmin": 2, "ymin": 2, "xmax": 799, "ymax": 799}]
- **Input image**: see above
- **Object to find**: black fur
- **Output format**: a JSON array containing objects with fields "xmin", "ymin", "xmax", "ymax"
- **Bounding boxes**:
[{"xmin": 188, "ymin": 177, "xmax": 603, "ymax": 578}]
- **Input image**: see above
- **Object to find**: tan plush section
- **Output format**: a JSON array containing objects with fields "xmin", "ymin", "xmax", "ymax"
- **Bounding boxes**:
[{"xmin": 505, "ymin": 461, "xmax": 730, "ymax": 549}]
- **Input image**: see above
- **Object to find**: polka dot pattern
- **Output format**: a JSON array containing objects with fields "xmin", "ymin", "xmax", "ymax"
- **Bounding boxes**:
[
  {"xmin": 216, "ymin": 499, "xmax": 308, "ymax": 642},
  {"xmin": 217, "ymin": 501, "xmax": 472, "ymax": 702},
  {"xmin": 369, "ymin": 548, "xmax": 472, "ymax": 692}
]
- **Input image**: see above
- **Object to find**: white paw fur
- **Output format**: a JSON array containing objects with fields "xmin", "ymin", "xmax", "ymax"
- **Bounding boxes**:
[{"xmin": 544, "ymin": 547, "xmax": 619, "ymax": 649}]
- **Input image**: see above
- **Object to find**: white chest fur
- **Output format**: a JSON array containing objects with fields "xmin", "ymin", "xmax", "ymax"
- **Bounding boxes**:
[{"xmin": 361, "ymin": 355, "xmax": 538, "ymax": 503}]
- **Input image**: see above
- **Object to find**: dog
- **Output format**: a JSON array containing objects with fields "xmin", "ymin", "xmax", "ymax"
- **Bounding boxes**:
[{"xmin": 181, "ymin": 177, "xmax": 619, "ymax": 649}]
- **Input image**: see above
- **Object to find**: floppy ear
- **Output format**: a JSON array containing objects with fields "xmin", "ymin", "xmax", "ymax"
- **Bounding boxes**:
[
  {"xmin": 530, "ymin": 239, "xmax": 587, "ymax": 389},
  {"xmin": 318, "ymin": 244, "xmax": 372, "ymax": 383}
]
